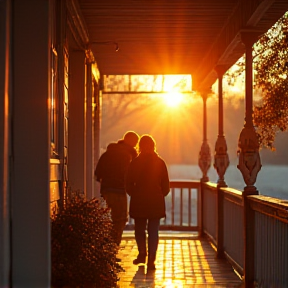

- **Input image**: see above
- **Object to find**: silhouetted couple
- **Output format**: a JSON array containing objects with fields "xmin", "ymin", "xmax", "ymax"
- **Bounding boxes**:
[{"xmin": 95, "ymin": 131, "xmax": 170, "ymax": 270}]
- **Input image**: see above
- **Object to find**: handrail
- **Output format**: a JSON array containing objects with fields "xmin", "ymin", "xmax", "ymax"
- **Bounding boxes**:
[
  {"xmin": 125, "ymin": 179, "xmax": 201, "ymax": 231},
  {"xmin": 249, "ymin": 195, "xmax": 288, "ymax": 287},
  {"xmin": 221, "ymin": 187, "xmax": 244, "ymax": 275},
  {"xmin": 202, "ymin": 183, "xmax": 245, "ymax": 277},
  {"xmin": 123, "ymin": 178, "xmax": 288, "ymax": 286},
  {"xmin": 202, "ymin": 182, "xmax": 288, "ymax": 287}
]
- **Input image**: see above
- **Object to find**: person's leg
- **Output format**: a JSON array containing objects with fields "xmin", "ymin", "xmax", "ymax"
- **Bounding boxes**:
[
  {"xmin": 133, "ymin": 218, "xmax": 147, "ymax": 264},
  {"xmin": 102, "ymin": 192, "xmax": 128, "ymax": 245},
  {"xmin": 147, "ymin": 218, "xmax": 160, "ymax": 270},
  {"xmin": 111, "ymin": 193, "xmax": 128, "ymax": 246}
]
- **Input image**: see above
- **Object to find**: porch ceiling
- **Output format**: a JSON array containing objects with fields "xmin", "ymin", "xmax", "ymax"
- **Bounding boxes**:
[{"xmin": 77, "ymin": 0, "xmax": 288, "ymax": 90}]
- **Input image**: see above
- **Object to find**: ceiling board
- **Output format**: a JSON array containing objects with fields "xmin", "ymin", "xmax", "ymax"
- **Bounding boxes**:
[{"xmin": 77, "ymin": 0, "xmax": 288, "ymax": 89}]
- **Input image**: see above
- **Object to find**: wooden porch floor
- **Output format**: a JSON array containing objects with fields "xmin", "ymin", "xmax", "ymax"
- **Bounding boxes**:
[{"xmin": 117, "ymin": 231, "xmax": 243, "ymax": 288}]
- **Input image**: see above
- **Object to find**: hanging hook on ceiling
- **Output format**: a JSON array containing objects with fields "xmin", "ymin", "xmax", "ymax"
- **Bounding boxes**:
[{"xmin": 90, "ymin": 41, "xmax": 119, "ymax": 52}]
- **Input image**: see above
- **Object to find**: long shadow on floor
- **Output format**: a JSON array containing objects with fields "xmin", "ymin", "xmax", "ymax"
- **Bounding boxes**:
[{"xmin": 117, "ymin": 233, "xmax": 243, "ymax": 288}]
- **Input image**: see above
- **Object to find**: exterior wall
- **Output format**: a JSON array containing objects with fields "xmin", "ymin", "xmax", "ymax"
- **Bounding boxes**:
[
  {"xmin": 55, "ymin": 43, "xmax": 69, "ymax": 207},
  {"xmin": 0, "ymin": 0, "xmax": 11, "ymax": 286},
  {"xmin": 50, "ymin": 0, "xmax": 103, "ymax": 205},
  {"xmin": 49, "ymin": 4, "xmax": 61, "ymax": 214},
  {"xmin": 49, "ymin": 0, "xmax": 70, "ymax": 210},
  {"xmin": 0, "ymin": 1, "xmax": 102, "ymax": 286}
]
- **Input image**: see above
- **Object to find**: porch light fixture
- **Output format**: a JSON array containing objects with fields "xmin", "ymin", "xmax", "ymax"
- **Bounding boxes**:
[{"xmin": 90, "ymin": 41, "xmax": 119, "ymax": 52}]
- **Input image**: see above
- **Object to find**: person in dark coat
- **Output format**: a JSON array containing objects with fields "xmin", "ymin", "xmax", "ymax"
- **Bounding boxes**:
[
  {"xmin": 126, "ymin": 134, "xmax": 170, "ymax": 270},
  {"xmin": 95, "ymin": 131, "xmax": 139, "ymax": 246}
]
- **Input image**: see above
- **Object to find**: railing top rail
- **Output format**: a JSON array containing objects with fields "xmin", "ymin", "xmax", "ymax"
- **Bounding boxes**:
[
  {"xmin": 202, "ymin": 182, "xmax": 218, "ymax": 189},
  {"xmin": 249, "ymin": 195, "xmax": 288, "ymax": 223},
  {"xmin": 169, "ymin": 179, "xmax": 201, "ymax": 189},
  {"xmin": 221, "ymin": 187, "xmax": 243, "ymax": 196},
  {"xmin": 249, "ymin": 195, "xmax": 288, "ymax": 206},
  {"xmin": 221, "ymin": 187, "xmax": 244, "ymax": 205}
]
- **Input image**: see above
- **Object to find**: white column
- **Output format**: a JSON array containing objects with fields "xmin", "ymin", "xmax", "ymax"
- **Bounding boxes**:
[
  {"xmin": 68, "ymin": 51, "xmax": 86, "ymax": 195},
  {"xmin": 0, "ymin": 0, "xmax": 11, "ymax": 286},
  {"xmin": 12, "ymin": 0, "xmax": 51, "ymax": 286}
]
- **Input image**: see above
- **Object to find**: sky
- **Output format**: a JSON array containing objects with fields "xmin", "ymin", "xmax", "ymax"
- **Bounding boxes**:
[{"xmin": 100, "ymin": 74, "xmax": 288, "ymax": 166}]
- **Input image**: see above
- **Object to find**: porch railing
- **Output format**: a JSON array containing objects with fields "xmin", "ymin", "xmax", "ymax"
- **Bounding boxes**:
[
  {"xmin": 251, "ymin": 196, "xmax": 288, "ymax": 287},
  {"xmin": 124, "ymin": 179, "xmax": 288, "ymax": 287},
  {"xmin": 202, "ymin": 184, "xmax": 244, "ymax": 274},
  {"xmin": 202, "ymin": 182, "xmax": 288, "ymax": 288},
  {"xmin": 125, "ymin": 180, "xmax": 201, "ymax": 231}
]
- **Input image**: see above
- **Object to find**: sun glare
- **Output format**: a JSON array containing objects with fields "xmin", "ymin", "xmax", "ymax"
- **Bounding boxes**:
[{"xmin": 162, "ymin": 91, "xmax": 184, "ymax": 108}]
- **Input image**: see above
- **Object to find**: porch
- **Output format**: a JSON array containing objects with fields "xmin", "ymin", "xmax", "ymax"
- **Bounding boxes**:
[
  {"xmin": 117, "ymin": 180, "xmax": 288, "ymax": 287},
  {"xmin": 117, "ymin": 231, "xmax": 243, "ymax": 287}
]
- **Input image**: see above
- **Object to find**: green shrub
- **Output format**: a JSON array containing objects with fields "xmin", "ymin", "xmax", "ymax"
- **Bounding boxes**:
[{"xmin": 51, "ymin": 196, "xmax": 123, "ymax": 288}]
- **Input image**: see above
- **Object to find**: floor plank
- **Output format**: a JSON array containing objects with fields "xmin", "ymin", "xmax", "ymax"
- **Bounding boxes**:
[{"xmin": 117, "ymin": 232, "xmax": 243, "ymax": 288}]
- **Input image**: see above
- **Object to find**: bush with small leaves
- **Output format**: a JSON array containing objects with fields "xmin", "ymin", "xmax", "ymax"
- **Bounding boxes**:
[{"xmin": 51, "ymin": 196, "xmax": 124, "ymax": 288}]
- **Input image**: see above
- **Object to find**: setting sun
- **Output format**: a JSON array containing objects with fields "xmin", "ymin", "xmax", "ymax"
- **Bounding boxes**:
[{"xmin": 161, "ymin": 91, "xmax": 184, "ymax": 108}]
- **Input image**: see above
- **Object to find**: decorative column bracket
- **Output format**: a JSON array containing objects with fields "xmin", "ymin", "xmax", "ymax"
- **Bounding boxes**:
[
  {"xmin": 237, "ymin": 30, "xmax": 262, "ymax": 194},
  {"xmin": 199, "ymin": 140, "xmax": 212, "ymax": 183},
  {"xmin": 214, "ymin": 135, "xmax": 229, "ymax": 187},
  {"xmin": 237, "ymin": 126, "xmax": 261, "ymax": 192}
]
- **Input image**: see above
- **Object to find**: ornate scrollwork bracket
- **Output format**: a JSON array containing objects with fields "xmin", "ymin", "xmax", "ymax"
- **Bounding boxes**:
[
  {"xmin": 237, "ymin": 126, "xmax": 261, "ymax": 193},
  {"xmin": 214, "ymin": 135, "xmax": 229, "ymax": 187},
  {"xmin": 199, "ymin": 140, "xmax": 212, "ymax": 182}
]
